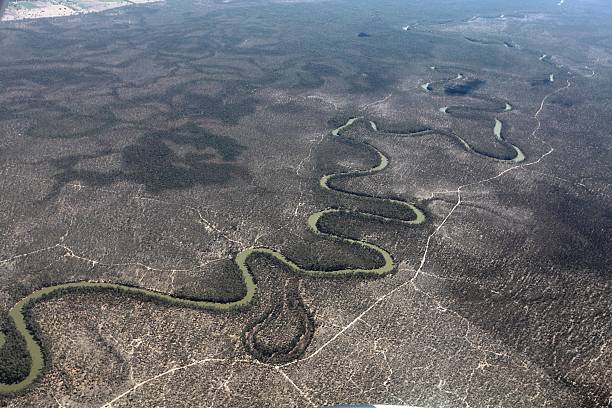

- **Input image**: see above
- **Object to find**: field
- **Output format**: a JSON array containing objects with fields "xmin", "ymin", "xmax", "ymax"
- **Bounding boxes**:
[{"xmin": 1, "ymin": 0, "xmax": 161, "ymax": 21}]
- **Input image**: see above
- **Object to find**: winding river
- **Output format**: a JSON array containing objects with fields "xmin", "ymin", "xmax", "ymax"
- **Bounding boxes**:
[
  {"xmin": 0, "ymin": 117, "xmax": 426, "ymax": 394},
  {"xmin": 1, "ymin": 64, "xmax": 529, "ymax": 394},
  {"xmin": 420, "ymin": 70, "xmax": 525, "ymax": 163}
]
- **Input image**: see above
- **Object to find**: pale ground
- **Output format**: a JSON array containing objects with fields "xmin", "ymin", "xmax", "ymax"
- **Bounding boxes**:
[{"xmin": 1, "ymin": 0, "xmax": 162, "ymax": 21}]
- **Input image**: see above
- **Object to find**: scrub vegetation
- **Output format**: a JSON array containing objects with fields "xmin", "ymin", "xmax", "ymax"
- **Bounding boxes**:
[{"xmin": 0, "ymin": 0, "xmax": 610, "ymax": 406}]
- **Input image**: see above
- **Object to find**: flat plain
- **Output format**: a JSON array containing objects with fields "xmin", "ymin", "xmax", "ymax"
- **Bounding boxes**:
[{"xmin": 0, "ymin": 0, "xmax": 610, "ymax": 406}]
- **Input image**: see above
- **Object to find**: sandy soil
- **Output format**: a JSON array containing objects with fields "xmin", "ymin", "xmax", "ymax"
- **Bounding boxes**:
[{"xmin": 1, "ymin": 0, "xmax": 162, "ymax": 21}]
